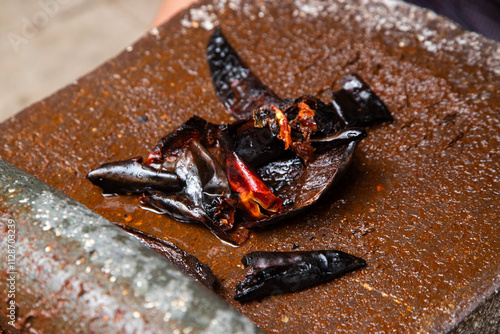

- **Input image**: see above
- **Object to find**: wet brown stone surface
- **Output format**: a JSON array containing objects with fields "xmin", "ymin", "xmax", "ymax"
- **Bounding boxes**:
[{"xmin": 0, "ymin": 0, "xmax": 499, "ymax": 332}]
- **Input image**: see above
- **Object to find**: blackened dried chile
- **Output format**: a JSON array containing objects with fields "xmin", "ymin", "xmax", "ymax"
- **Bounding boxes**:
[
  {"xmin": 207, "ymin": 27, "xmax": 282, "ymax": 119},
  {"xmin": 114, "ymin": 222, "xmax": 217, "ymax": 290},
  {"xmin": 87, "ymin": 117, "xmax": 249, "ymax": 246},
  {"xmin": 87, "ymin": 156, "xmax": 181, "ymax": 195},
  {"xmin": 141, "ymin": 137, "xmax": 248, "ymax": 246},
  {"xmin": 207, "ymin": 30, "xmax": 391, "ymax": 139},
  {"xmin": 146, "ymin": 115, "xmax": 220, "ymax": 167},
  {"xmin": 331, "ymin": 74, "xmax": 393, "ymax": 127},
  {"xmin": 234, "ymin": 250, "xmax": 366, "ymax": 302},
  {"xmin": 249, "ymin": 140, "xmax": 361, "ymax": 228},
  {"xmin": 226, "ymin": 118, "xmax": 286, "ymax": 168}
]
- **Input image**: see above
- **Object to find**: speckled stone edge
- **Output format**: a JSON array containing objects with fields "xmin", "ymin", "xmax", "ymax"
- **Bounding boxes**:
[
  {"xmin": 0, "ymin": 159, "xmax": 262, "ymax": 334},
  {"xmin": 449, "ymin": 289, "xmax": 500, "ymax": 334}
]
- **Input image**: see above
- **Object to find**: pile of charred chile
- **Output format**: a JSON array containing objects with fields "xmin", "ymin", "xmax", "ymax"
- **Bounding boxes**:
[{"xmin": 88, "ymin": 28, "xmax": 391, "ymax": 300}]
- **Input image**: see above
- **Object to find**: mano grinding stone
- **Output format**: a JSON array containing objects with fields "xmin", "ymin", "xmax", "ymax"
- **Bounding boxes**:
[{"xmin": 0, "ymin": 0, "xmax": 499, "ymax": 333}]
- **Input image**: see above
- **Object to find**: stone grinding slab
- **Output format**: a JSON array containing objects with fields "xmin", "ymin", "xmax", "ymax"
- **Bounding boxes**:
[{"xmin": 0, "ymin": 0, "xmax": 499, "ymax": 332}]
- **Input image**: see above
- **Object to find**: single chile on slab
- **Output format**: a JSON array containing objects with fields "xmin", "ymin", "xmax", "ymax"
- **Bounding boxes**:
[{"xmin": 234, "ymin": 250, "xmax": 367, "ymax": 303}]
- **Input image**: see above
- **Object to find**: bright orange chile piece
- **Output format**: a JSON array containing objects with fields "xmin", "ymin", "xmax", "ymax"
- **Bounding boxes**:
[
  {"xmin": 270, "ymin": 105, "xmax": 293, "ymax": 150},
  {"xmin": 225, "ymin": 151, "xmax": 283, "ymax": 219}
]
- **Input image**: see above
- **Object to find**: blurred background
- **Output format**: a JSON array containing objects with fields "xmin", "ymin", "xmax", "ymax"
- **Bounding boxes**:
[
  {"xmin": 0, "ymin": 0, "xmax": 163, "ymax": 122},
  {"xmin": 0, "ymin": 0, "xmax": 498, "ymax": 123}
]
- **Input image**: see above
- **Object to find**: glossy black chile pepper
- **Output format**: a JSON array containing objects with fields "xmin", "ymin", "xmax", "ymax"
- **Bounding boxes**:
[{"xmin": 234, "ymin": 250, "xmax": 366, "ymax": 302}]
